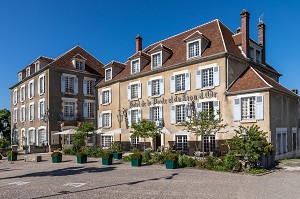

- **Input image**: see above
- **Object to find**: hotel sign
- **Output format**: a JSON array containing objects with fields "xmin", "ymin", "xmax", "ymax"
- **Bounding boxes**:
[{"xmin": 129, "ymin": 90, "xmax": 217, "ymax": 108}]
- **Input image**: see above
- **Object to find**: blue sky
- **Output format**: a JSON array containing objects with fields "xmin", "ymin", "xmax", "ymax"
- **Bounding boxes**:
[{"xmin": 1, "ymin": 0, "xmax": 300, "ymax": 110}]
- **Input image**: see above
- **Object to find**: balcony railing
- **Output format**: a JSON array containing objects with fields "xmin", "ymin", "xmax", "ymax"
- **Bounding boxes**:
[{"xmin": 59, "ymin": 114, "xmax": 83, "ymax": 122}]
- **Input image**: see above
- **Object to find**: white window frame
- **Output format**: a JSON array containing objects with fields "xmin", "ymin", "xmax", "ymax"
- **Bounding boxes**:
[
  {"xmin": 105, "ymin": 68, "xmax": 112, "ymax": 81},
  {"xmin": 26, "ymin": 67, "xmax": 31, "ymax": 77},
  {"xmin": 20, "ymin": 85, "xmax": 25, "ymax": 102},
  {"xmin": 38, "ymin": 74, "xmax": 46, "ymax": 95},
  {"xmin": 38, "ymin": 99, "xmax": 45, "ymax": 120},
  {"xmin": 20, "ymin": 105, "xmax": 26, "ymax": 122},
  {"xmin": 37, "ymin": 126, "xmax": 47, "ymax": 146},
  {"xmin": 75, "ymin": 60, "xmax": 84, "ymax": 70},
  {"xmin": 84, "ymin": 99, "xmax": 95, "ymax": 119},
  {"xmin": 35, "ymin": 62, "xmax": 40, "ymax": 72},
  {"xmin": 131, "ymin": 83, "xmax": 139, "ymax": 99},
  {"xmin": 203, "ymin": 135, "xmax": 216, "ymax": 152},
  {"xmin": 13, "ymin": 89, "xmax": 18, "ymax": 105},
  {"xmin": 175, "ymin": 104, "xmax": 186, "ymax": 124},
  {"xmin": 102, "ymin": 112, "xmax": 111, "ymax": 127},
  {"xmin": 18, "ymin": 73, "xmax": 22, "ymax": 82},
  {"xmin": 175, "ymin": 74, "xmax": 186, "ymax": 92},
  {"xmin": 187, "ymin": 39, "xmax": 200, "ymax": 59},
  {"xmin": 13, "ymin": 108, "xmax": 18, "ymax": 123},
  {"xmin": 276, "ymin": 128, "xmax": 287, "ymax": 155},
  {"xmin": 62, "ymin": 98, "xmax": 77, "ymax": 121},
  {"xmin": 175, "ymin": 134, "xmax": 188, "ymax": 152},
  {"xmin": 151, "ymin": 52, "xmax": 162, "ymax": 69},
  {"xmin": 83, "ymin": 77, "xmax": 95, "ymax": 96},
  {"xmin": 241, "ymin": 97, "xmax": 256, "ymax": 120},
  {"xmin": 102, "ymin": 135, "xmax": 113, "ymax": 148},
  {"xmin": 131, "ymin": 58, "xmax": 140, "ymax": 74},
  {"xmin": 102, "ymin": 90, "xmax": 110, "ymax": 104},
  {"xmin": 28, "ymin": 80, "xmax": 34, "ymax": 99},
  {"xmin": 29, "ymin": 102, "xmax": 34, "ymax": 121}
]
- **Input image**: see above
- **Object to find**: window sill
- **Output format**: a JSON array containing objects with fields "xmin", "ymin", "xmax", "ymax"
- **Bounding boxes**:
[
  {"xmin": 151, "ymin": 94, "xmax": 163, "ymax": 98},
  {"xmin": 201, "ymin": 86, "xmax": 215, "ymax": 91},
  {"xmin": 102, "ymin": 103, "xmax": 111, "ymax": 106},
  {"xmin": 102, "ymin": 126, "xmax": 111, "ymax": 129},
  {"xmin": 39, "ymin": 93, "xmax": 45, "ymax": 96},
  {"xmin": 62, "ymin": 92, "xmax": 76, "ymax": 95},
  {"xmin": 187, "ymin": 55, "xmax": 201, "ymax": 60},
  {"xmin": 174, "ymin": 123, "xmax": 185, "ymax": 126},
  {"xmin": 240, "ymin": 119, "xmax": 257, "ymax": 123},
  {"xmin": 84, "ymin": 94, "xmax": 95, "ymax": 97},
  {"xmin": 174, "ymin": 91, "xmax": 187, "ymax": 95},
  {"xmin": 130, "ymin": 98, "xmax": 140, "ymax": 101}
]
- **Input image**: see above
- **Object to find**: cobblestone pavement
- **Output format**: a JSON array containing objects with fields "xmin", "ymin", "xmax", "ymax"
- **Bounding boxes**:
[{"xmin": 1, "ymin": 154, "xmax": 300, "ymax": 199}]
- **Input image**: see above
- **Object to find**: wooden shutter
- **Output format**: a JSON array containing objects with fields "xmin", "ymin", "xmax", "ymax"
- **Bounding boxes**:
[
  {"xmin": 233, "ymin": 98, "xmax": 241, "ymax": 121},
  {"xmin": 127, "ymin": 110, "xmax": 131, "ymax": 126},
  {"xmin": 159, "ymin": 106, "xmax": 163, "ymax": 119},
  {"xmin": 138, "ymin": 83, "xmax": 142, "ymax": 98},
  {"xmin": 83, "ymin": 102, "xmax": 88, "ymax": 118},
  {"xmin": 147, "ymin": 80, "xmax": 152, "ymax": 97},
  {"xmin": 213, "ymin": 65, "xmax": 220, "ymax": 86},
  {"xmin": 170, "ymin": 76, "xmax": 175, "ymax": 93},
  {"xmin": 149, "ymin": 107, "xmax": 153, "ymax": 121},
  {"xmin": 196, "ymin": 102, "xmax": 202, "ymax": 116},
  {"xmin": 214, "ymin": 101, "xmax": 220, "ymax": 120},
  {"xmin": 138, "ymin": 109, "xmax": 142, "ymax": 121},
  {"xmin": 98, "ymin": 113, "xmax": 102, "ymax": 128},
  {"xmin": 185, "ymin": 73, "xmax": 191, "ymax": 91},
  {"xmin": 74, "ymin": 77, "xmax": 78, "ymax": 94},
  {"xmin": 109, "ymin": 90, "xmax": 112, "ymax": 104},
  {"xmin": 256, "ymin": 96, "xmax": 264, "ymax": 120},
  {"xmin": 127, "ymin": 85, "xmax": 131, "ymax": 100},
  {"xmin": 99, "ymin": 91, "xmax": 102, "ymax": 105},
  {"xmin": 28, "ymin": 84, "xmax": 30, "ymax": 99},
  {"xmin": 61, "ymin": 75, "xmax": 65, "ymax": 93},
  {"xmin": 160, "ymin": 78, "xmax": 164, "ymax": 95},
  {"xmin": 109, "ymin": 113, "xmax": 112, "ymax": 127},
  {"xmin": 36, "ymin": 129, "xmax": 39, "ymax": 146},
  {"xmin": 38, "ymin": 102, "xmax": 40, "ymax": 119},
  {"xmin": 83, "ymin": 79, "xmax": 87, "ymax": 95},
  {"xmin": 196, "ymin": 70, "xmax": 202, "ymax": 89},
  {"xmin": 171, "ymin": 105, "xmax": 176, "ymax": 124}
]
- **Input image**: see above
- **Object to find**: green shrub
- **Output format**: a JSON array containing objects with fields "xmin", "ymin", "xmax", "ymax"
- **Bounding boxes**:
[
  {"xmin": 7, "ymin": 150, "xmax": 18, "ymax": 156},
  {"xmin": 123, "ymin": 155, "xmax": 132, "ymax": 162},
  {"xmin": 112, "ymin": 143, "xmax": 122, "ymax": 153},
  {"xmin": 150, "ymin": 152, "xmax": 165, "ymax": 164},
  {"xmin": 131, "ymin": 152, "xmax": 143, "ymax": 159},
  {"xmin": 51, "ymin": 151, "xmax": 62, "ymax": 157},
  {"xmin": 63, "ymin": 147, "xmax": 74, "ymax": 155},
  {"xmin": 164, "ymin": 152, "xmax": 178, "ymax": 161},
  {"xmin": 75, "ymin": 150, "xmax": 87, "ymax": 157},
  {"xmin": 178, "ymin": 155, "xmax": 197, "ymax": 168},
  {"xmin": 102, "ymin": 150, "xmax": 113, "ymax": 159},
  {"xmin": 205, "ymin": 156, "xmax": 223, "ymax": 170},
  {"xmin": 0, "ymin": 138, "xmax": 10, "ymax": 149},
  {"xmin": 223, "ymin": 152, "xmax": 239, "ymax": 171},
  {"xmin": 142, "ymin": 149, "xmax": 152, "ymax": 163},
  {"xmin": 213, "ymin": 165, "xmax": 226, "ymax": 171},
  {"xmin": 84, "ymin": 147, "xmax": 103, "ymax": 157},
  {"xmin": 196, "ymin": 159, "xmax": 206, "ymax": 169},
  {"xmin": 245, "ymin": 168, "xmax": 267, "ymax": 174}
]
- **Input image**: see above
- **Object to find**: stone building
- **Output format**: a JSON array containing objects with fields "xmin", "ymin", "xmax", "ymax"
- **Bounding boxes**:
[
  {"xmin": 96, "ymin": 10, "xmax": 299, "ymax": 159},
  {"xmin": 10, "ymin": 45, "xmax": 104, "ymax": 151}
]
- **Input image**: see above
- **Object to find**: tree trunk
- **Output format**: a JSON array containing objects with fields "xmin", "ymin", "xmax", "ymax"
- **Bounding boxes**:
[{"xmin": 202, "ymin": 135, "xmax": 205, "ymax": 159}]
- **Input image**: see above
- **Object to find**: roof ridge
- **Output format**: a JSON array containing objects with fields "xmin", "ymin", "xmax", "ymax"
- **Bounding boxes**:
[{"xmin": 217, "ymin": 20, "xmax": 227, "ymax": 52}]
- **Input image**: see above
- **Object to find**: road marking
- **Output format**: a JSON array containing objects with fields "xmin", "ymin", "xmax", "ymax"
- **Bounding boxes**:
[
  {"xmin": 64, "ymin": 183, "xmax": 86, "ymax": 188},
  {"xmin": 8, "ymin": 181, "xmax": 30, "ymax": 186}
]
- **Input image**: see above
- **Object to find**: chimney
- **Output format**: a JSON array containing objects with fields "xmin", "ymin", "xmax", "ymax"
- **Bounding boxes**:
[
  {"xmin": 240, "ymin": 9, "xmax": 250, "ymax": 58},
  {"xmin": 136, "ymin": 35, "xmax": 142, "ymax": 52},
  {"xmin": 258, "ymin": 21, "xmax": 266, "ymax": 63}
]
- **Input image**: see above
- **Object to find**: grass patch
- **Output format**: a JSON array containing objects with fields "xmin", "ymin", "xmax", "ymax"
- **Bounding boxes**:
[{"xmin": 244, "ymin": 168, "xmax": 268, "ymax": 174}]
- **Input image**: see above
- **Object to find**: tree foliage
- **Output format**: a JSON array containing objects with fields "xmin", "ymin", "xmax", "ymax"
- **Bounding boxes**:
[
  {"xmin": 229, "ymin": 124, "xmax": 274, "ymax": 168},
  {"xmin": 131, "ymin": 118, "xmax": 162, "ymax": 151},
  {"xmin": 0, "ymin": 109, "xmax": 11, "ymax": 141},
  {"xmin": 72, "ymin": 122, "xmax": 95, "ymax": 153}
]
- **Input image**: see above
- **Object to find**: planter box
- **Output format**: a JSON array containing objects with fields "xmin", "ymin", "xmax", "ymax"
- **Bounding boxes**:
[
  {"xmin": 165, "ymin": 160, "xmax": 177, "ymax": 169},
  {"xmin": 52, "ymin": 156, "xmax": 62, "ymax": 163},
  {"xmin": 102, "ymin": 157, "xmax": 113, "ymax": 165},
  {"xmin": 8, "ymin": 155, "xmax": 17, "ymax": 161},
  {"xmin": 113, "ymin": 152, "xmax": 122, "ymax": 160},
  {"xmin": 77, "ymin": 155, "xmax": 87, "ymax": 164},
  {"xmin": 25, "ymin": 155, "xmax": 42, "ymax": 162},
  {"xmin": 131, "ymin": 158, "xmax": 142, "ymax": 167}
]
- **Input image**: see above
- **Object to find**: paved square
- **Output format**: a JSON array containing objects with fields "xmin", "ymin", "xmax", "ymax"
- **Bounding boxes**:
[{"xmin": 0, "ymin": 154, "xmax": 299, "ymax": 199}]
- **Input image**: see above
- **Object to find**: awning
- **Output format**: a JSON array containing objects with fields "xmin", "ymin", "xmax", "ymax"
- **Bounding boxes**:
[
  {"xmin": 161, "ymin": 127, "xmax": 180, "ymax": 134},
  {"xmin": 104, "ymin": 128, "xmax": 131, "ymax": 134},
  {"xmin": 96, "ymin": 128, "xmax": 108, "ymax": 134},
  {"xmin": 54, "ymin": 129, "xmax": 76, "ymax": 135}
]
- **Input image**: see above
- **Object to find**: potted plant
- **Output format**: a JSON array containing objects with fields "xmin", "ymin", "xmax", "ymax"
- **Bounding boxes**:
[
  {"xmin": 112, "ymin": 143, "xmax": 122, "ymax": 160},
  {"xmin": 51, "ymin": 151, "xmax": 62, "ymax": 163},
  {"xmin": 7, "ymin": 150, "xmax": 18, "ymax": 161},
  {"xmin": 75, "ymin": 150, "xmax": 88, "ymax": 164},
  {"xmin": 164, "ymin": 153, "xmax": 178, "ymax": 169},
  {"xmin": 131, "ymin": 152, "xmax": 143, "ymax": 167},
  {"xmin": 102, "ymin": 150, "xmax": 113, "ymax": 165}
]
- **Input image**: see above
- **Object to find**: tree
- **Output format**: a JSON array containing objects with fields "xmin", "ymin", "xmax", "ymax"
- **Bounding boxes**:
[
  {"xmin": 229, "ymin": 124, "xmax": 274, "ymax": 168},
  {"xmin": 131, "ymin": 118, "xmax": 162, "ymax": 152},
  {"xmin": 72, "ymin": 122, "xmax": 95, "ymax": 152},
  {"xmin": 0, "ymin": 109, "xmax": 11, "ymax": 141},
  {"xmin": 184, "ymin": 110, "xmax": 227, "ymax": 158}
]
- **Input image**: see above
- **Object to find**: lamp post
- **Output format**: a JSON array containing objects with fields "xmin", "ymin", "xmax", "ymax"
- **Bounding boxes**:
[
  {"xmin": 42, "ymin": 109, "xmax": 50, "ymax": 151},
  {"xmin": 117, "ymin": 110, "xmax": 123, "ymax": 147}
]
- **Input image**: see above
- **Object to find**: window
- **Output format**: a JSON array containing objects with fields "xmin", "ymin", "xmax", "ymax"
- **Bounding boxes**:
[
  {"xmin": 276, "ymin": 128, "xmax": 287, "ymax": 155},
  {"xmin": 65, "ymin": 76, "xmax": 75, "ymax": 93},
  {"xmin": 84, "ymin": 79, "xmax": 95, "ymax": 96},
  {"xmin": 18, "ymin": 73, "xmax": 22, "ymax": 82},
  {"xmin": 202, "ymin": 101, "xmax": 214, "ymax": 114},
  {"xmin": 84, "ymin": 101, "xmax": 95, "ymax": 119},
  {"xmin": 241, "ymin": 97, "xmax": 256, "ymax": 120},
  {"xmin": 188, "ymin": 40, "xmax": 200, "ymax": 58},
  {"xmin": 131, "ymin": 84, "xmax": 139, "ymax": 99},
  {"xmin": 38, "ymin": 100, "xmax": 45, "ymax": 120},
  {"xmin": 176, "ymin": 105, "xmax": 186, "ymax": 123},
  {"xmin": 26, "ymin": 67, "xmax": 31, "ymax": 77},
  {"xmin": 13, "ymin": 108, "xmax": 18, "ymax": 123},
  {"xmin": 131, "ymin": 136, "xmax": 139, "ymax": 148},
  {"xmin": 152, "ymin": 79, "xmax": 160, "ymax": 96},
  {"xmin": 148, "ymin": 78, "xmax": 164, "ymax": 97},
  {"xmin": 105, "ymin": 68, "xmax": 112, "ymax": 81},
  {"xmin": 29, "ymin": 103, "xmax": 34, "ymax": 121},
  {"xmin": 63, "ymin": 102, "xmax": 75, "ymax": 120},
  {"xmin": 176, "ymin": 135, "xmax": 188, "ymax": 152},
  {"xmin": 35, "ymin": 62, "xmax": 40, "ymax": 72},
  {"xmin": 102, "ymin": 135, "xmax": 113, "ymax": 148},
  {"xmin": 131, "ymin": 109, "xmax": 139, "ymax": 124},
  {"xmin": 292, "ymin": 128, "xmax": 297, "ymax": 151},
  {"xmin": 29, "ymin": 129, "xmax": 35, "ymax": 145},
  {"xmin": 20, "ymin": 85, "xmax": 25, "ymax": 102},
  {"xmin": 204, "ymin": 135, "xmax": 216, "ymax": 152},
  {"xmin": 20, "ymin": 106, "xmax": 25, "ymax": 122},
  {"xmin": 131, "ymin": 59, "xmax": 140, "ymax": 74},
  {"xmin": 38, "ymin": 75, "xmax": 45, "ymax": 95},
  {"xmin": 102, "ymin": 113, "xmax": 111, "ymax": 127},
  {"xmin": 175, "ymin": 74, "xmax": 185, "ymax": 92},
  {"xmin": 202, "ymin": 68, "xmax": 213, "ymax": 88},
  {"xmin": 75, "ymin": 61, "xmax": 84, "ymax": 70},
  {"xmin": 152, "ymin": 53, "xmax": 161, "ymax": 68},
  {"xmin": 102, "ymin": 90, "xmax": 110, "ymax": 104},
  {"xmin": 150, "ymin": 107, "xmax": 160, "ymax": 122},
  {"xmin": 28, "ymin": 81, "xmax": 34, "ymax": 99},
  {"xmin": 38, "ymin": 129, "xmax": 46, "ymax": 146},
  {"xmin": 256, "ymin": 50, "xmax": 261, "ymax": 63},
  {"xmin": 13, "ymin": 89, "xmax": 18, "ymax": 105}
]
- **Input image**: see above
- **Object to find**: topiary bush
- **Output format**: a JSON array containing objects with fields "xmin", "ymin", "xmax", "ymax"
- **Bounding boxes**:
[
  {"xmin": 223, "ymin": 152, "xmax": 239, "ymax": 171},
  {"xmin": 178, "ymin": 155, "xmax": 197, "ymax": 168}
]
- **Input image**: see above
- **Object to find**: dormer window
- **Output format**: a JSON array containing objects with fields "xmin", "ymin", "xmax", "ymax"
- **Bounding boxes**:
[
  {"xmin": 76, "ymin": 61, "xmax": 84, "ymax": 70},
  {"xmin": 256, "ymin": 50, "xmax": 261, "ymax": 63},
  {"xmin": 26, "ymin": 68, "xmax": 31, "ymax": 77},
  {"xmin": 131, "ymin": 59, "xmax": 140, "ymax": 74},
  {"xmin": 18, "ymin": 73, "xmax": 22, "ymax": 82},
  {"xmin": 105, "ymin": 68, "xmax": 112, "ymax": 81},
  {"xmin": 188, "ymin": 40, "xmax": 200, "ymax": 58},
  {"xmin": 152, "ymin": 52, "xmax": 162, "ymax": 69},
  {"xmin": 35, "ymin": 62, "xmax": 40, "ymax": 72}
]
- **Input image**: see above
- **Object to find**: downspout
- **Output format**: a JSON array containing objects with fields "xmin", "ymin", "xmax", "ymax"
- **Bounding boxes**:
[{"xmin": 47, "ymin": 68, "xmax": 50, "ymax": 152}]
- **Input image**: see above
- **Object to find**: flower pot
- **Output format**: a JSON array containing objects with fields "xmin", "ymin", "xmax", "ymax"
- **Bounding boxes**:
[
  {"xmin": 8, "ymin": 155, "xmax": 17, "ymax": 161},
  {"xmin": 102, "ymin": 157, "xmax": 113, "ymax": 165},
  {"xmin": 113, "ymin": 152, "xmax": 122, "ymax": 160},
  {"xmin": 165, "ymin": 160, "xmax": 177, "ymax": 169},
  {"xmin": 131, "ymin": 158, "xmax": 142, "ymax": 167},
  {"xmin": 77, "ymin": 155, "xmax": 87, "ymax": 164},
  {"xmin": 52, "ymin": 156, "xmax": 62, "ymax": 163}
]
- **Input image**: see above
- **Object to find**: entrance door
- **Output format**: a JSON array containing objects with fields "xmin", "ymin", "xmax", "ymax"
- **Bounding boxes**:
[{"xmin": 155, "ymin": 135, "xmax": 161, "ymax": 151}]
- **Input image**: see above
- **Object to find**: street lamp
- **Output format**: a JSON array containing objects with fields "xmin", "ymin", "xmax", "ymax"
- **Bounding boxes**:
[{"xmin": 117, "ymin": 110, "xmax": 123, "ymax": 146}]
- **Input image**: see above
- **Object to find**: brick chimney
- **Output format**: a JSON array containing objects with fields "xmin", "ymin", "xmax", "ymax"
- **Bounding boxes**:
[
  {"xmin": 136, "ymin": 35, "xmax": 142, "ymax": 52},
  {"xmin": 258, "ymin": 21, "xmax": 266, "ymax": 63},
  {"xmin": 240, "ymin": 9, "xmax": 250, "ymax": 58}
]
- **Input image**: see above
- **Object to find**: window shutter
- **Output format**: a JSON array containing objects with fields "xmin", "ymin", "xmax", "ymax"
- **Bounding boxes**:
[
  {"xmin": 44, "ymin": 129, "xmax": 47, "ymax": 142},
  {"xmin": 213, "ymin": 65, "xmax": 220, "ymax": 86},
  {"xmin": 171, "ymin": 105, "xmax": 176, "ymax": 124},
  {"xmin": 83, "ymin": 79, "xmax": 87, "ymax": 95},
  {"xmin": 233, "ymin": 98, "xmax": 241, "ymax": 121},
  {"xmin": 61, "ymin": 75, "xmax": 65, "ymax": 93},
  {"xmin": 74, "ymin": 77, "xmax": 78, "ymax": 94},
  {"xmin": 28, "ymin": 106, "xmax": 30, "ymax": 120},
  {"xmin": 32, "ymin": 104, "xmax": 34, "ymax": 120},
  {"xmin": 42, "ymin": 77, "xmax": 45, "ymax": 93},
  {"xmin": 24, "ymin": 107, "xmax": 26, "ymax": 121},
  {"xmin": 20, "ymin": 88, "xmax": 22, "ymax": 101},
  {"xmin": 256, "ymin": 96, "xmax": 264, "ymax": 120},
  {"xmin": 196, "ymin": 102, "xmax": 202, "ymax": 115},
  {"xmin": 214, "ymin": 100, "xmax": 220, "ymax": 120},
  {"xmin": 109, "ymin": 90, "xmax": 112, "ymax": 104},
  {"xmin": 160, "ymin": 78, "xmax": 164, "ymax": 95},
  {"xmin": 99, "ymin": 91, "xmax": 103, "ymax": 105},
  {"xmin": 19, "ymin": 108, "xmax": 22, "ymax": 122},
  {"xmin": 147, "ymin": 80, "xmax": 152, "ymax": 97},
  {"xmin": 109, "ymin": 113, "xmax": 112, "ymax": 127},
  {"xmin": 38, "ymin": 102, "xmax": 40, "ymax": 119},
  {"xmin": 170, "ymin": 76, "xmax": 175, "ymax": 93},
  {"xmin": 185, "ymin": 104, "xmax": 190, "ymax": 122},
  {"xmin": 36, "ymin": 129, "xmax": 39, "ymax": 146},
  {"xmin": 196, "ymin": 70, "xmax": 202, "ymax": 89},
  {"xmin": 138, "ymin": 109, "xmax": 142, "ymax": 121},
  {"xmin": 127, "ymin": 85, "xmax": 131, "ymax": 100},
  {"xmin": 159, "ymin": 106, "xmax": 163, "ymax": 119},
  {"xmin": 127, "ymin": 110, "xmax": 131, "ymax": 126},
  {"xmin": 32, "ymin": 82, "xmax": 34, "ymax": 97},
  {"xmin": 98, "ymin": 113, "xmax": 102, "ymax": 128},
  {"xmin": 28, "ymin": 84, "xmax": 30, "ymax": 99},
  {"xmin": 138, "ymin": 83, "xmax": 142, "ymax": 98},
  {"xmin": 185, "ymin": 73, "xmax": 191, "ymax": 91},
  {"xmin": 27, "ymin": 130, "xmax": 29, "ymax": 145},
  {"xmin": 149, "ymin": 107, "xmax": 153, "ymax": 121},
  {"xmin": 83, "ymin": 102, "xmax": 88, "ymax": 118}
]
